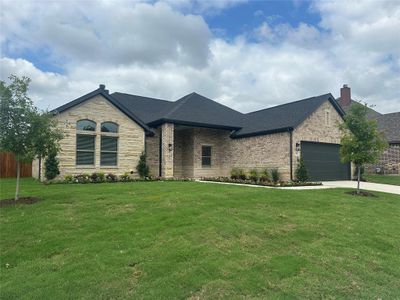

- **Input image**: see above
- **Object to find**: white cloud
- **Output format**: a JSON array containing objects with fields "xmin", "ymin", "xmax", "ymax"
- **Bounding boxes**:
[{"xmin": 1, "ymin": 0, "xmax": 399, "ymax": 114}]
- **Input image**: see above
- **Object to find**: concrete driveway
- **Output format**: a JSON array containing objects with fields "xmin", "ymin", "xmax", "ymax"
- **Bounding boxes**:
[{"xmin": 321, "ymin": 181, "xmax": 400, "ymax": 195}]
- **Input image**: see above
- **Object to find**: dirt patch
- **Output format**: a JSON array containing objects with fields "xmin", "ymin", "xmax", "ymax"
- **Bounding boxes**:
[
  {"xmin": 345, "ymin": 191, "xmax": 378, "ymax": 198},
  {"xmin": 0, "ymin": 197, "xmax": 40, "ymax": 208}
]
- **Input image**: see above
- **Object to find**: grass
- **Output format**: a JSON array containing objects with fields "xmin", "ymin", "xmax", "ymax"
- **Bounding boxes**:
[
  {"xmin": 364, "ymin": 174, "xmax": 400, "ymax": 186},
  {"xmin": 1, "ymin": 178, "xmax": 399, "ymax": 299}
]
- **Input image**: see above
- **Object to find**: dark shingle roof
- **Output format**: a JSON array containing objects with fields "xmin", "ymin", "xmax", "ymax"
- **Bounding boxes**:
[
  {"xmin": 233, "ymin": 94, "xmax": 344, "ymax": 138},
  {"xmin": 111, "ymin": 92, "xmax": 174, "ymax": 123},
  {"xmin": 148, "ymin": 93, "xmax": 244, "ymax": 129},
  {"xmin": 376, "ymin": 112, "xmax": 400, "ymax": 143},
  {"xmin": 54, "ymin": 87, "xmax": 345, "ymax": 137},
  {"xmin": 337, "ymin": 99, "xmax": 382, "ymax": 119}
]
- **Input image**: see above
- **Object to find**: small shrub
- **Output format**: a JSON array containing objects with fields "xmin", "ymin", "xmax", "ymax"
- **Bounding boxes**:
[
  {"xmin": 249, "ymin": 169, "xmax": 259, "ymax": 182},
  {"xmin": 271, "ymin": 168, "xmax": 280, "ymax": 185},
  {"xmin": 75, "ymin": 173, "xmax": 91, "ymax": 184},
  {"xmin": 230, "ymin": 168, "xmax": 239, "ymax": 180},
  {"xmin": 90, "ymin": 172, "xmax": 105, "ymax": 183},
  {"xmin": 136, "ymin": 152, "xmax": 150, "ymax": 178},
  {"xmin": 64, "ymin": 174, "xmax": 74, "ymax": 183},
  {"xmin": 105, "ymin": 173, "xmax": 118, "ymax": 182},
  {"xmin": 259, "ymin": 169, "xmax": 270, "ymax": 182},
  {"xmin": 44, "ymin": 151, "xmax": 60, "ymax": 180},
  {"xmin": 119, "ymin": 172, "xmax": 131, "ymax": 182},
  {"xmin": 295, "ymin": 158, "xmax": 309, "ymax": 182},
  {"xmin": 237, "ymin": 169, "xmax": 246, "ymax": 180}
]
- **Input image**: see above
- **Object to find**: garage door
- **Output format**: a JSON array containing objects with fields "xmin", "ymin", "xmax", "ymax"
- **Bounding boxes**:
[{"xmin": 301, "ymin": 141, "xmax": 350, "ymax": 181}]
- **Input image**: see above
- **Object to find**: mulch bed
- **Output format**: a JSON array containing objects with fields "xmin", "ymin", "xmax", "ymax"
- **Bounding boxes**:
[
  {"xmin": 345, "ymin": 191, "xmax": 378, "ymax": 197},
  {"xmin": 0, "ymin": 197, "xmax": 40, "ymax": 208}
]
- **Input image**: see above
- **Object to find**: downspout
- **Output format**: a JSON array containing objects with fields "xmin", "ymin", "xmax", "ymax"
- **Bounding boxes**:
[
  {"xmin": 159, "ymin": 129, "xmax": 162, "ymax": 177},
  {"xmin": 289, "ymin": 129, "xmax": 293, "ymax": 181}
]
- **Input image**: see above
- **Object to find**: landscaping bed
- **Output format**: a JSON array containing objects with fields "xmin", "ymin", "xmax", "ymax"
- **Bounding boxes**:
[
  {"xmin": 200, "ymin": 176, "xmax": 322, "ymax": 187},
  {"xmin": 0, "ymin": 197, "xmax": 39, "ymax": 208}
]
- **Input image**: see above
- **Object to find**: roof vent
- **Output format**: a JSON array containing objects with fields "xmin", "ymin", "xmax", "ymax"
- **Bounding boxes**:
[{"xmin": 99, "ymin": 84, "xmax": 105, "ymax": 90}]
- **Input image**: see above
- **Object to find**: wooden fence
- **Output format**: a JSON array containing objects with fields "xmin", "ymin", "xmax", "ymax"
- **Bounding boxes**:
[{"xmin": 0, "ymin": 152, "xmax": 32, "ymax": 178}]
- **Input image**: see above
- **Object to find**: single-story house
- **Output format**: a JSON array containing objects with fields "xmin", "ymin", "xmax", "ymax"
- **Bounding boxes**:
[
  {"xmin": 337, "ymin": 85, "xmax": 400, "ymax": 174},
  {"xmin": 33, "ymin": 84, "xmax": 352, "ymax": 181}
]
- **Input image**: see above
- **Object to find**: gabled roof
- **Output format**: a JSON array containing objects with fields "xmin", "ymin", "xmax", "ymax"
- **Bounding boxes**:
[
  {"xmin": 336, "ymin": 98, "xmax": 382, "ymax": 119},
  {"xmin": 146, "ymin": 92, "xmax": 244, "ymax": 130},
  {"xmin": 52, "ymin": 86, "xmax": 154, "ymax": 135},
  {"xmin": 376, "ymin": 112, "xmax": 400, "ymax": 144},
  {"xmin": 233, "ymin": 94, "xmax": 344, "ymax": 138},
  {"xmin": 54, "ymin": 86, "xmax": 345, "ymax": 138}
]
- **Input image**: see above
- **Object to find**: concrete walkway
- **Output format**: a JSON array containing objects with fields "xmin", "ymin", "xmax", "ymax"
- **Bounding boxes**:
[
  {"xmin": 321, "ymin": 181, "xmax": 400, "ymax": 195},
  {"xmin": 197, "ymin": 180, "xmax": 400, "ymax": 195}
]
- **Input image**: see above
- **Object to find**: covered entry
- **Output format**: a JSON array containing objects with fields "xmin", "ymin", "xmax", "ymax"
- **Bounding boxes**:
[{"xmin": 301, "ymin": 141, "xmax": 350, "ymax": 181}]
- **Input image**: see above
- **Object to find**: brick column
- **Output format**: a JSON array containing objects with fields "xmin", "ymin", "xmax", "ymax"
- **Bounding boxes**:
[{"xmin": 161, "ymin": 123, "xmax": 174, "ymax": 178}]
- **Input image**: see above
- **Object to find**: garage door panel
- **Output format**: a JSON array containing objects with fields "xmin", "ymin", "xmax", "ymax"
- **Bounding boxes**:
[{"xmin": 301, "ymin": 141, "xmax": 350, "ymax": 181}]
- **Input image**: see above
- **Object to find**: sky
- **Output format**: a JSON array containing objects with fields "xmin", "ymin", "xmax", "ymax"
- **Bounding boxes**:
[{"xmin": 1, "ymin": 0, "xmax": 399, "ymax": 113}]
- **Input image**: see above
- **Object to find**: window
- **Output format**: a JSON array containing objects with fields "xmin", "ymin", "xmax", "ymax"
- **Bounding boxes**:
[
  {"xmin": 202, "ymin": 145, "xmax": 212, "ymax": 167},
  {"xmin": 101, "ymin": 136, "xmax": 118, "ymax": 166},
  {"xmin": 101, "ymin": 122, "xmax": 118, "ymax": 133},
  {"xmin": 77, "ymin": 119, "xmax": 96, "ymax": 131},
  {"xmin": 325, "ymin": 110, "xmax": 330, "ymax": 126},
  {"xmin": 76, "ymin": 134, "xmax": 96, "ymax": 165}
]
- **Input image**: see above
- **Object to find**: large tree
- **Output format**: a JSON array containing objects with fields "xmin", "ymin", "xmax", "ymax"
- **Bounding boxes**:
[
  {"xmin": 339, "ymin": 102, "xmax": 387, "ymax": 194},
  {"xmin": 0, "ymin": 75, "xmax": 63, "ymax": 201}
]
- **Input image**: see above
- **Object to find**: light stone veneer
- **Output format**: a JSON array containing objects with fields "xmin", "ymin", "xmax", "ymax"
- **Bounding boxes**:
[{"xmin": 33, "ymin": 95, "xmax": 145, "ymax": 179}]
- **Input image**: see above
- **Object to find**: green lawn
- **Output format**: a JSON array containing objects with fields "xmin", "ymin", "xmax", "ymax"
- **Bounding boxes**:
[
  {"xmin": 1, "ymin": 179, "xmax": 399, "ymax": 299},
  {"xmin": 365, "ymin": 174, "xmax": 400, "ymax": 186}
]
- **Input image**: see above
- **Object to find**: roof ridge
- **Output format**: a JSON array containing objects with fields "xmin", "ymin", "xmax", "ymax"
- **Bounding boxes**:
[
  {"xmin": 163, "ymin": 93, "xmax": 193, "ymax": 118},
  {"xmin": 246, "ymin": 93, "xmax": 331, "ymax": 115},
  {"xmin": 111, "ymin": 92, "xmax": 172, "ymax": 103}
]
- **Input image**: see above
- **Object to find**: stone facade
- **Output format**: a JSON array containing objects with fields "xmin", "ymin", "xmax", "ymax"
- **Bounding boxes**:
[
  {"xmin": 42, "ymin": 96, "xmax": 347, "ymax": 181},
  {"xmin": 365, "ymin": 144, "xmax": 400, "ymax": 174},
  {"xmin": 33, "ymin": 95, "xmax": 145, "ymax": 179}
]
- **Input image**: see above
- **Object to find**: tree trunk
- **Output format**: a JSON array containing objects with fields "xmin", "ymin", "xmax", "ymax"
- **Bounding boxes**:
[
  {"xmin": 15, "ymin": 160, "xmax": 21, "ymax": 202},
  {"xmin": 357, "ymin": 165, "xmax": 361, "ymax": 194}
]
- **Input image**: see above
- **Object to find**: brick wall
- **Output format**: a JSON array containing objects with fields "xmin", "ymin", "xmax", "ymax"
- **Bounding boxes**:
[{"xmin": 365, "ymin": 144, "xmax": 400, "ymax": 174}]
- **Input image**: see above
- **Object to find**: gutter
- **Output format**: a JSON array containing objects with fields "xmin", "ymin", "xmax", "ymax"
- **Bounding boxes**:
[{"xmin": 289, "ymin": 128, "xmax": 293, "ymax": 181}]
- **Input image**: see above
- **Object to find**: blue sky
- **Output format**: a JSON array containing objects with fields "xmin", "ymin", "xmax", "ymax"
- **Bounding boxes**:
[{"xmin": 1, "ymin": 0, "xmax": 399, "ymax": 112}]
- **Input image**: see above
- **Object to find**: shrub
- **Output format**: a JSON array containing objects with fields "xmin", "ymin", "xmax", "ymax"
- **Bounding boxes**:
[
  {"xmin": 136, "ymin": 152, "xmax": 150, "ymax": 178},
  {"xmin": 90, "ymin": 172, "xmax": 105, "ymax": 183},
  {"xmin": 75, "ymin": 173, "xmax": 91, "ymax": 184},
  {"xmin": 230, "ymin": 168, "xmax": 240, "ymax": 180},
  {"xmin": 259, "ymin": 169, "xmax": 270, "ymax": 182},
  {"xmin": 249, "ymin": 169, "xmax": 259, "ymax": 182},
  {"xmin": 64, "ymin": 174, "xmax": 74, "ymax": 183},
  {"xmin": 105, "ymin": 173, "xmax": 118, "ymax": 182},
  {"xmin": 295, "ymin": 158, "xmax": 309, "ymax": 182},
  {"xmin": 271, "ymin": 168, "xmax": 280, "ymax": 185},
  {"xmin": 44, "ymin": 151, "xmax": 60, "ymax": 180},
  {"xmin": 119, "ymin": 172, "xmax": 131, "ymax": 182}
]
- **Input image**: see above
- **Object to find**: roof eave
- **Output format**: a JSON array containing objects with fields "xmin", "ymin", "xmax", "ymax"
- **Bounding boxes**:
[
  {"xmin": 148, "ymin": 118, "xmax": 241, "ymax": 131},
  {"xmin": 231, "ymin": 127, "xmax": 293, "ymax": 139}
]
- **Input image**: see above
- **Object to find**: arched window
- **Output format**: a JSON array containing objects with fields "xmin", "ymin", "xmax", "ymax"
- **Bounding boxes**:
[
  {"xmin": 100, "ymin": 122, "xmax": 119, "ymax": 166},
  {"xmin": 76, "ymin": 119, "xmax": 96, "ymax": 165},
  {"xmin": 77, "ymin": 119, "xmax": 96, "ymax": 131},
  {"xmin": 101, "ymin": 122, "xmax": 118, "ymax": 133}
]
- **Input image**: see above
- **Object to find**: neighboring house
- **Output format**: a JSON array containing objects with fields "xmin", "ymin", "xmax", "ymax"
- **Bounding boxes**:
[
  {"xmin": 33, "ymin": 84, "xmax": 351, "ymax": 181},
  {"xmin": 337, "ymin": 85, "xmax": 400, "ymax": 174}
]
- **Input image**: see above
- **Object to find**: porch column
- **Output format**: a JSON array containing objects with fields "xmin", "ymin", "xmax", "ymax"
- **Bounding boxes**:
[{"xmin": 161, "ymin": 123, "xmax": 174, "ymax": 178}]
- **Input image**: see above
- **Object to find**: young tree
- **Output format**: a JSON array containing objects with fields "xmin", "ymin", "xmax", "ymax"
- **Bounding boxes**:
[
  {"xmin": 295, "ymin": 157, "xmax": 309, "ymax": 182},
  {"xmin": 44, "ymin": 150, "xmax": 60, "ymax": 180},
  {"xmin": 339, "ymin": 103, "xmax": 387, "ymax": 194},
  {"xmin": 0, "ymin": 75, "xmax": 63, "ymax": 201},
  {"xmin": 136, "ymin": 151, "xmax": 149, "ymax": 178}
]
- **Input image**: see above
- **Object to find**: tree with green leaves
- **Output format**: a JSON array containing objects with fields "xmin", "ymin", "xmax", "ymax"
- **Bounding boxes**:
[
  {"xmin": 0, "ymin": 75, "xmax": 63, "ymax": 201},
  {"xmin": 44, "ymin": 150, "xmax": 60, "ymax": 180},
  {"xmin": 295, "ymin": 157, "xmax": 309, "ymax": 182},
  {"xmin": 339, "ymin": 102, "xmax": 387, "ymax": 194},
  {"xmin": 136, "ymin": 151, "xmax": 149, "ymax": 178}
]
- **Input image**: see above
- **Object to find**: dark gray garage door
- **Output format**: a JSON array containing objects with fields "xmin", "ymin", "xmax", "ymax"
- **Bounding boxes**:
[{"xmin": 301, "ymin": 141, "xmax": 350, "ymax": 181}]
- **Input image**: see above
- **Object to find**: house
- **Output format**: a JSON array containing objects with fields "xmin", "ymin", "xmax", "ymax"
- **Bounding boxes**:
[
  {"xmin": 33, "ymin": 84, "xmax": 351, "ymax": 181},
  {"xmin": 337, "ymin": 85, "xmax": 400, "ymax": 174}
]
